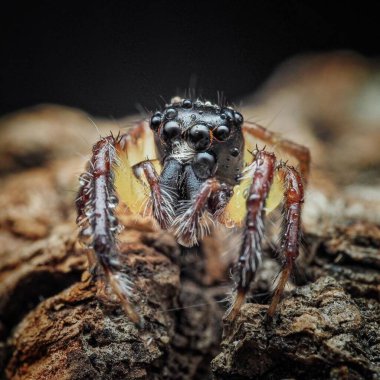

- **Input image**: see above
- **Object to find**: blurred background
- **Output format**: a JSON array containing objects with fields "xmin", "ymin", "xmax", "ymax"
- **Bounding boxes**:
[
  {"xmin": 1, "ymin": 1, "xmax": 380, "ymax": 117},
  {"xmin": 1, "ymin": 0, "xmax": 380, "ymax": 225}
]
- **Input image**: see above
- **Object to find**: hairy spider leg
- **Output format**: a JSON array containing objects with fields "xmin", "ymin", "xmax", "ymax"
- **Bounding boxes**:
[
  {"xmin": 134, "ymin": 159, "xmax": 231, "ymax": 249},
  {"xmin": 76, "ymin": 135, "xmax": 141, "ymax": 325},
  {"xmin": 133, "ymin": 159, "xmax": 179, "ymax": 229},
  {"xmin": 243, "ymin": 123, "xmax": 310, "ymax": 182},
  {"xmin": 267, "ymin": 165, "xmax": 304, "ymax": 319},
  {"xmin": 226, "ymin": 150, "xmax": 304, "ymax": 321},
  {"xmin": 226, "ymin": 150, "xmax": 276, "ymax": 321},
  {"xmin": 174, "ymin": 165, "xmax": 222, "ymax": 247},
  {"xmin": 221, "ymin": 124, "xmax": 309, "ymax": 228}
]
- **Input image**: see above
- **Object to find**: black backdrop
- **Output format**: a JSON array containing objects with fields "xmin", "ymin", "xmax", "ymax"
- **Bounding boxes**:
[{"xmin": 1, "ymin": 1, "xmax": 379, "ymax": 117}]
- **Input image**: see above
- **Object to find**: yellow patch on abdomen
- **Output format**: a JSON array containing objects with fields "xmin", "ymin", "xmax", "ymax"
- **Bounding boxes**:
[{"xmin": 114, "ymin": 124, "xmax": 161, "ymax": 215}]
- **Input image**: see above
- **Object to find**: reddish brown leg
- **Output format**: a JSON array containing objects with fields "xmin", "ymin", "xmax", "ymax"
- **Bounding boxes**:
[
  {"xmin": 267, "ymin": 165, "xmax": 304, "ymax": 318},
  {"xmin": 76, "ymin": 134, "xmax": 141, "ymax": 325},
  {"xmin": 243, "ymin": 123, "xmax": 311, "ymax": 182},
  {"xmin": 226, "ymin": 150, "xmax": 276, "ymax": 321}
]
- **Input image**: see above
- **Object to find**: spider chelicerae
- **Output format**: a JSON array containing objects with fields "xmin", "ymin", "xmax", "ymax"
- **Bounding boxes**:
[{"xmin": 76, "ymin": 97, "xmax": 310, "ymax": 325}]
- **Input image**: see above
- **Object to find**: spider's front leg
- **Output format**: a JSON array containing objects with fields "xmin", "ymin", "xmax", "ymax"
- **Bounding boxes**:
[
  {"xmin": 133, "ymin": 158, "xmax": 180, "ymax": 229},
  {"xmin": 173, "ymin": 164, "xmax": 223, "ymax": 247},
  {"xmin": 226, "ymin": 150, "xmax": 304, "ymax": 321},
  {"xmin": 76, "ymin": 134, "xmax": 141, "ymax": 324}
]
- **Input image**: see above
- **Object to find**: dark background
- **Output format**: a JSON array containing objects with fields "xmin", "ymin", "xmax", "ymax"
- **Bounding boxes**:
[{"xmin": 1, "ymin": 1, "xmax": 379, "ymax": 118}]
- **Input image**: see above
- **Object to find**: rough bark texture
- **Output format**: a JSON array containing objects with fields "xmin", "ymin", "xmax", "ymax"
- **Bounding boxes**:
[
  {"xmin": 0, "ymin": 52, "xmax": 379, "ymax": 379},
  {"xmin": 212, "ymin": 224, "xmax": 380, "ymax": 379}
]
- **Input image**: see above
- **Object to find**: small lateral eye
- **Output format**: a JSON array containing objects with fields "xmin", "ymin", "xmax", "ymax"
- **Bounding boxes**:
[
  {"xmin": 182, "ymin": 99, "xmax": 192, "ymax": 108},
  {"xmin": 234, "ymin": 111, "xmax": 244, "ymax": 126},
  {"xmin": 213, "ymin": 125, "xmax": 230, "ymax": 141},
  {"xmin": 165, "ymin": 108, "xmax": 177, "ymax": 120},
  {"xmin": 150, "ymin": 112, "xmax": 162, "ymax": 130},
  {"xmin": 162, "ymin": 121, "xmax": 181, "ymax": 140},
  {"xmin": 221, "ymin": 108, "xmax": 234, "ymax": 121}
]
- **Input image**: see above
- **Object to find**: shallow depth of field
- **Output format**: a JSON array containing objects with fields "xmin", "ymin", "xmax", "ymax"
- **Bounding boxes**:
[{"xmin": 0, "ymin": 52, "xmax": 379, "ymax": 379}]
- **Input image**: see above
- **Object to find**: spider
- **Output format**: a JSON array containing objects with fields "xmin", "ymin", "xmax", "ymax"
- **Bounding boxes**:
[{"xmin": 76, "ymin": 97, "xmax": 310, "ymax": 325}]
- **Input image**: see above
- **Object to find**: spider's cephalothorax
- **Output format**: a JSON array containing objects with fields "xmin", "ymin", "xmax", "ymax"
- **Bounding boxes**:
[
  {"xmin": 151, "ymin": 99, "xmax": 244, "ymax": 185},
  {"xmin": 147, "ymin": 99, "xmax": 245, "ymax": 246},
  {"xmin": 76, "ymin": 97, "xmax": 310, "ymax": 325}
]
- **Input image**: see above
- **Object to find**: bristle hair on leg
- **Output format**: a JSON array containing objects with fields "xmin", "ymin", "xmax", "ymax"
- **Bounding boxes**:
[
  {"xmin": 76, "ymin": 135, "xmax": 141, "ymax": 325},
  {"xmin": 227, "ymin": 150, "xmax": 276, "ymax": 321}
]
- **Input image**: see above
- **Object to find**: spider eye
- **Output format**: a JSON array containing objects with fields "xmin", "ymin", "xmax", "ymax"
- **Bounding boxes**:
[
  {"xmin": 182, "ymin": 99, "xmax": 193, "ymax": 109},
  {"xmin": 150, "ymin": 112, "xmax": 162, "ymax": 130},
  {"xmin": 234, "ymin": 111, "xmax": 244, "ymax": 126},
  {"xmin": 193, "ymin": 152, "xmax": 216, "ymax": 179},
  {"xmin": 162, "ymin": 121, "xmax": 181, "ymax": 140},
  {"xmin": 165, "ymin": 108, "xmax": 177, "ymax": 120},
  {"xmin": 213, "ymin": 125, "xmax": 230, "ymax": 141},
  {"xmin": 187, "ymin": 124, "xmax": 211, "ymax": 151},
  {"xmin": 221, "ymin": 109, "xmax": 234, "ymax": 121}
]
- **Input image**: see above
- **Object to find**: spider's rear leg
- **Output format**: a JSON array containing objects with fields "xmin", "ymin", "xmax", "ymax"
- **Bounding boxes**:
[
  {"xmin": 243, "ymin": 123, "xmax": 310, "ymax": 182},
  {"xmin": 76, "ymin": 135, "xmax": 140, "ymax": 325},
  {"xmin": 267, "ymin": 165, "xmax": 304, "ymax": 319},
  {"xmin": 226, "ymin": 150, "xmax": 276, "ymax": 321},
  {"xmin": 226, "ymin": 150, "xmax": 304, "ymax": 321}
]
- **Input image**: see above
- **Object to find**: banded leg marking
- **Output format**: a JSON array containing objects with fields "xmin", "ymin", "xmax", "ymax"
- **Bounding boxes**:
[
  {"xmin": 76, "ymin": 135, "xmax": 140, "ymax": 325},
  {"xmin": 227, "ymin": 150, "xmax": 276, "ymax": 321},
  {"xmin": 267, "ymin": 165, "xmax": 304, "ymax": 318}
]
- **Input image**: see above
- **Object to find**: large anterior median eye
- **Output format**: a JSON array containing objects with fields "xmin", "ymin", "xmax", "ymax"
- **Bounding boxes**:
[
  {"xmin": 187, "ymin": 124, "xmax": 211, "ymax": 151},
  {"xmin": 162, "ymin": 121, "xmax": 181, "ymax": 141},
  {"xmin": 213, "ymin": 125, "xmax": 230, "ymax": 141}
]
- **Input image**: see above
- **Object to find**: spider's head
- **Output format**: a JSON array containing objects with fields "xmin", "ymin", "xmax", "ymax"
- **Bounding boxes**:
[{"xmin": 150, "ymin": 98, "xmax": 245, "ymax": 184}]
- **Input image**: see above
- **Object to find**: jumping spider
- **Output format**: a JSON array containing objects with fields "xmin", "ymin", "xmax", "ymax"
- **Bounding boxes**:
[{"xmin": 76, "ymin": 97, "xmax": 310, "ymax": 325}]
